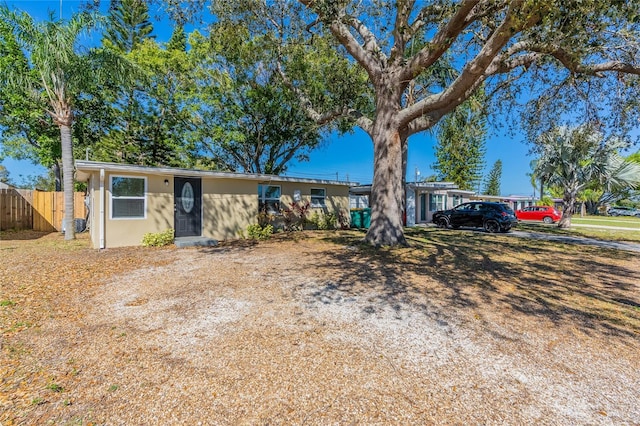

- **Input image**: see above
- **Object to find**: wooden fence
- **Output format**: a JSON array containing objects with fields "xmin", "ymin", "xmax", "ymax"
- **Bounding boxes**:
[
  {"xmin": 0, "ymin": 188, "xmax": 33, "ymax": 231},
  {"xmin": 0, "ymin": 189, "xmax": 86, "ymax": 232}
]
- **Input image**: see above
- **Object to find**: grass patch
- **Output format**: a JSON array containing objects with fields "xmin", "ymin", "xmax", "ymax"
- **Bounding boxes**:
[
  {"xmin": 0, "ymin": 230, "xmax": 89, "ymax": 250},
  {"xmin": 571, "ymin": 216, "xmax": 640, "ymax": 228},
  {"xmin": 4, "ymin": 321, "xmax": 33, "ymax": 334},
  {"xmin": 516, "ymin": 221, "xmax": 640, "ymax": 242},
  {"xmin": 31, "ymin": 397, "xmax": 45, "ymax": 406},
  {"xmin": 46, "ymin": 382, "xmax": 64, "ymax": 393}
]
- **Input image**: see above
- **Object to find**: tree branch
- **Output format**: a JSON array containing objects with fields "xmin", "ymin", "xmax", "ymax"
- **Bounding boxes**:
[
  {"xmin": 398, "ymin": 0, "xmax": 540, "ymax": 129},
  {"xmin": 486, "ymin": 40, "xmax": 640, "ymax": 77},
  {"xmin": 275, "ymin": 62, "xmax": 373, "ymax": 134},
  {"xmin": 298, "ymin": 0, "xmax": 382, "ymax": 77},
  {"xmin": 389, "ymin": 0, "xmax": 416, "ymax": 65},
  {"xmin": 402, "ymin": 0, "xmax": 481, "ymax": 81},
  {"xmin": 530, "ymin": 45, "xmax": 640, "ymax": 76}
]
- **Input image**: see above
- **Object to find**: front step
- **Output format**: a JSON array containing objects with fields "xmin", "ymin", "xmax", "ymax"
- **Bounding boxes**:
[{"xmin": 174, "ymin": 237, "xmax": 219, "ymax": 248}]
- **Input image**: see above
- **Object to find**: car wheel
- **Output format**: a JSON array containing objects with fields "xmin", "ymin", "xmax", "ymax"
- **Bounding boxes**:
[
  {"xmin": 543, "ymin": 216, "xmax": 553, "ymax": 224},
  {"xmin": 483, "ymin": 220, "xmax": 500, "ymax": 233},
  {"xmin": 435, "ymin": 217, "xmax": 449, "ymax": 228}
]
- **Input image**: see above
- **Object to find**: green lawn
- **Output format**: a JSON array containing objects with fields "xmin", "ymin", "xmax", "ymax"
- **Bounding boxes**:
[
  {"xmin": 516, "ymin": 216, "xmax": 640, "ymax": 242},
  {"xmin": 570, "ymin": 216, "xmax": 640, "ymax": 229}
]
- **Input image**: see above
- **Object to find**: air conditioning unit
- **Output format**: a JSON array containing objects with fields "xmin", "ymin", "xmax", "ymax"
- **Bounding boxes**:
[{"xmin": 62, "ymin": 218, "xmax": 87, "ymax": 234}]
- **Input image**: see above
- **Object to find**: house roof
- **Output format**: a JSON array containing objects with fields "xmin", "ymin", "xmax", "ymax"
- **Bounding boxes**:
[
  {"xmin": 471, "ymin": 194, "xmax": 536, "ymax": 201},
  {"xmin": 350, "ymin": 182, "xmax": 475, "ymax": 195},
  {"xmin": 75, "ymin": 161, "xmax": 357, "ymax": 187}
]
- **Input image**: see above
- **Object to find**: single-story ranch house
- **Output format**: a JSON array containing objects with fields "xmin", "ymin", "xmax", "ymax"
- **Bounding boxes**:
[
  {"xmin": 470, "ymin": 194, "xmax": 535, "ymax": 211},
  {"xmin": 349, "ymin": 182, "xmax": 476, "ymax": 226},
  {"xmin": 76, "ymin": 161, "xmax": 354, "ymax": 249}
]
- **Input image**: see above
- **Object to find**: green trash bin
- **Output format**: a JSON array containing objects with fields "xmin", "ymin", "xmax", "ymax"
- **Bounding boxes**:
[
  {"xmin": 350, "ymin": 209, "xmax": 363, "ymax": 228},
  {"xmin": 362, "ymin": 208, "xmax": 371, "ymax": 228}
]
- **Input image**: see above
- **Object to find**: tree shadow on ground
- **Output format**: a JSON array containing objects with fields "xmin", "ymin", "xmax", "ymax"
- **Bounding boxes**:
[
  {"xmin": 306, "ymin": 228, "xmax": 639, "ymax": 339},
  {"xmin": 0, "ymin": 230, "xmax": 54, "ymax": 241}
]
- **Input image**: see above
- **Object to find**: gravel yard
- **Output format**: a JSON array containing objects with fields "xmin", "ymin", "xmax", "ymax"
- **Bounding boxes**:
[{"xmin": 1, "ymin": 230, "xmax": 639, "ymax": 424}]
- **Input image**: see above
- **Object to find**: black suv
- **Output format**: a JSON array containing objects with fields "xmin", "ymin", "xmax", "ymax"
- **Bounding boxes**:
[{"xmin": 432, "ymin": 202, "xmax": 518, "ymax": 233}]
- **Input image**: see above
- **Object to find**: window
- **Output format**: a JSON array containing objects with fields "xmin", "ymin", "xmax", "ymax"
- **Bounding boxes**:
[
  {"xmin": 111, "ymin": 176, "xmax": 146, "ymax": 219},
  {"xmin": 310, "ymin": 188, "xmax": 326, "ymax": 207},
  {"xmin": 453, "ymin": 195, "xmax": 463, "ymax": 207},
  {"xmin": 429, "ymin": 194, "xmax": 446, "ymax": 212},
  {"xmin": 258, "ymin": 184, "xmax": 281, "ymax": 214}
]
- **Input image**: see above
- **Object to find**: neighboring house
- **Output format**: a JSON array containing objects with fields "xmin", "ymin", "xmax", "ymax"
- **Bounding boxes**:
[
  {"xmin": 349, "ymin": 181, "xmax": 475, "ymax": 226},
  {"xmin": 76, "ymin": 161, "xmax": 354, "ymax": 248},
  {"xmin": 470, "ymin": 194, "xmax": 536, "ymax": 211}
]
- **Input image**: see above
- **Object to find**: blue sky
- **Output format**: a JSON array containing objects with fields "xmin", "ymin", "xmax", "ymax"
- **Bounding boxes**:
[{"xmin": 1, "ymin": 0, "xmax": 537, "ymax": 196}]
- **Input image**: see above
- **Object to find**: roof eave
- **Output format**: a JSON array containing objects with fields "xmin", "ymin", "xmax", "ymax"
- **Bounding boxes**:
[{"xmin": 75, "ymin": 161, "xmax": 358, "ymax": 187}]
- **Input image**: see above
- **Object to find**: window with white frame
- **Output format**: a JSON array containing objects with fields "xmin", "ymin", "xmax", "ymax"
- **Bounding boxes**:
[
  {"xmin": 258, "ymin": 184, "xmax": 281, "ymax": 214},
  {"xmin": 453, "ymin": 195, "xmax": 463, "ymax": 207},
  {"xmin": 310, "ymin": 188, "xmax": 326, "ymax": 207},
  {"xmin": 111, "ymin": 176, "xmax": 146, "ymax": 219},
  {"xmin": 429, "ymin": 194, "xmax": 446, "ymax": 212}
]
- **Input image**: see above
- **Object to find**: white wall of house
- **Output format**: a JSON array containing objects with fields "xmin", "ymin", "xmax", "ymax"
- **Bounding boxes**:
[
  {"xmin": 350, "ymin": 195, "xmax": 369, "ymax": 209},
  {"xmin": 406, "ymin": 187, "xmax": 416, "ymax": 226},
  {"xmin": 348, "ymin": 183, "xmax": 474, "ymax": 227}
]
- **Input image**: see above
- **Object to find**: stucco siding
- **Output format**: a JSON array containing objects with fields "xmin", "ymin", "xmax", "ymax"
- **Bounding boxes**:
[
  {"xmin": 104, "ymin": 173, "xmax": 173, "ymax": 248},
  {"xmin": 278, "ymin": 182, "xmax": 350, "ymax": 214},
  {"xmin": 88, "ymin": 174, "xmax": 100, "ymax": 249},
  {"xmin": 202, "ymin": 178, "xmax": 258, "ymax": 240},
  {"xmin": 78, "ymin": 163, "xmax": 352, "ymax": 248}
]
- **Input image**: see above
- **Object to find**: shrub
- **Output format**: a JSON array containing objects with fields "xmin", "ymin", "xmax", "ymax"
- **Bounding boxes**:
[
  {"xmin": 318, "ymin": 211, "xmax": 337, "ymax": 230},
  {"xmin": 337, "ymin": 209, "xmax": 350, "ymax": 229},
  {"xmin": 141, "ymin": 229, "xmax": 175, "ymax": 247},
  {"xmin": 257, "ymin": 207, "xmax": 275, "ymax": 228},
  {"xmin": 282, "ymin": 200, "xmax": 311, "ymax": 231},
  {"xmin": 245, "ymin": 223, "xmax": 274, "ymax": 240},
  {"xmin": 306, "ymin": 211, "xmax": 320, "ymax": 229}
]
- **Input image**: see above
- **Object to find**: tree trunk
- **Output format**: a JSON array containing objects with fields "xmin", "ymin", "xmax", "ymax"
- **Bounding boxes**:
[
  {"xmin": 401, "ymin": 134, "xmax": 408, "ymax": 226},
  {"xmin": 52, "ymin": 162, "xmax": 62, "ymax": 192},
  {"xmin": 365, "ymin": 122, "xmax": 407, "ymax": 247},
  {"xmin": 60, "ymin": 124, "xmax": 76, "ymax": 240},
  {"xmin": 558, "ymin": 193, "xmax": 575, "ymax": 229}
]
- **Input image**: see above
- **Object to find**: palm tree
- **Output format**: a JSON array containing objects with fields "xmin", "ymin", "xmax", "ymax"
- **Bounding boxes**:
[
  {"xmin": 534, "ymin": 125, "xmax": 640, "ymax": 228},
  {"xmin": 1, "ymin": 7, "xmax": 128, "ymax": 239}
]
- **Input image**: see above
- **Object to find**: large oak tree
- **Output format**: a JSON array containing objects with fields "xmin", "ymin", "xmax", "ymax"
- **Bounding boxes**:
[{"xmin": 207, "ymin": 0, "xmax": 640, "ymax": 246}]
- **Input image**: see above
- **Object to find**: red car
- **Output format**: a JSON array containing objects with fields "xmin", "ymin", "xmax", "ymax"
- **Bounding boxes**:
[{"xmin": 515, "ymin": 206, "xmax": 562, "ymax": 224}]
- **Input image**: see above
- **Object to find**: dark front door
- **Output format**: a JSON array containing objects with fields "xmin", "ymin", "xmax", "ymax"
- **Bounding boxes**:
[{"xmin": 174, "ymin": 177, "xmax": 202, "ymax": 237}]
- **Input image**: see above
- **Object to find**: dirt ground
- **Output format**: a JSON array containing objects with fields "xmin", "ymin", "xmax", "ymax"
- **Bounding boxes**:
[{"xmin": 1, "ymin": 229, "xmax": 639, "ymax": 425}]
